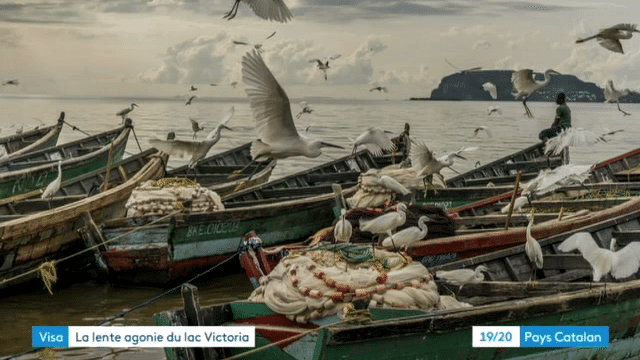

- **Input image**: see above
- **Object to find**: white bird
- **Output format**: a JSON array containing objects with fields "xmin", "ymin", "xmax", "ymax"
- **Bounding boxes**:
[
  {"xmin": 149, "ymin": 106, "xmax": 234, "ymax": 169},
  {"xmin": 445, "ymin": 59, "xmax": 482, "ymax": 74},
  {"xmin": 189, "ymin": 117, "xmax": 205, "ymax": 139},
  {"xmin": 375, "ymin": 175, "xmax": 411, "ymax": 196},
  {"xmin": 309, "ymin": 54, "xmax": 341, "ymax": 81},
  {"xmin": 382, "ymin": 216, "xmax": 430, "ymax": 249},
  {"xmin": 42, "ymin": 160, "xmax": 63, "ymax": 208},
  {"xmin": 370, "ymin": 85, "xmax": 388, "ymax": 93},
  {"xmin": 242, "ymin": 49, "xmax": 343, "ymax": 164},
  {"xmin": 116, "ymin": 103, "xmax": 138, "ymax": 121},
  {"xmin": 558, "ymin": 232, "xmax": 640, "ymax": 281},
  {"xmin": 473, "ymin": 126, "xmax": 492, "ymax": 138},
  {"xmin": 334, "ymin": 209, "xmax": 352, "ymax": 243},
  {"xmin": 351, "ymin": 127, "xmax": 396, "ymax": 156},
  {"xmin": 411, "ymin": 139, "xmax": 477, "ymax": 189},
  {"xmin": 520, "ymin": 164, "xmax": 593, "ymax": 196},
  {"xmin": 190, "ymin": 85, "xmax": 198, "ymax": 91},
  {"xmin": 604, "ymin": 80, "xmax": 631, "ymax": 116},
  {"xmin": 2, "ymin": 79, "xmax": 19, "ymax": 86},
  {"xmin": 525, "ymin": 213, "xmax": 543, "ymax": 281},
  {"xmin": 223, "ymin": 0, "xmax": 292, "ymax": 23},
  {"xmin": 232, "ymin": 31, "xmax": 276, "ymax": 53},
  {"xmin": 482, "ymin": 82, "xmax": 497, "ymax": 100},
  {"xmin": 500, "ymin": 195, "xmax": 529, "ymax": 214},
  {"xmin": 544, "ymin": 128, "xmax": 608, "ymax": 156},
  {"xmin": 576, "ymin": 23, "xmax": 640, "ymax": 54},
  {"xmin": 486, "ymin": 106, "xmax": 502, "ymax": 115},
  {"xmin": 359, "ymin": 203, "xmax": 410, "ymax": 240},
  {"xmin": 296, "ymin": 101, "xmax": 313, "ymax": 119},
  {"xmin": 436, "ymin": 265, "xmax": 489, "ymax": 291},
  {"xmin": 186, "ymin": 95, "xmax": 197, "ymax": 106},
  {"xmin": 511, "ymin": 69, "xmax": 561, "ymax": 118}
]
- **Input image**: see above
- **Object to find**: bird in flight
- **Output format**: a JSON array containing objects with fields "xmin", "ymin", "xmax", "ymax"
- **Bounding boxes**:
[
  {"xmin": 189, "ymin": 117, "xmax": 205, "ymax": 139},
  {"xmin": 370, "ymin": 85, "xmax": 388, "ymax": 93},
  {"xmin": 186, "ymin": 95, "xmax": 197, "ymax": 106},
  {"xmin": 473, "ymin": 126, "xmax": 492, "ymax": 138},
  {"xmin": 576, "ymin": 23, "xmax": 640, "ymax": 54},
  {"xmin": 2, "ymin": 79, "xmax": 19, "ymax": 86},
  {"xmin": 190, "ymin": 85, "xmax": 198, "ymax": 91},
  {"xmin": 511, "ymin": 69, "xmax": 560, "ymax": 118},
  {"xmin": 604, "ymin": 80, "xmax": 631, "ymax": 116},
  {"xmin": 296, "ymin": 101, "xmax": 313, "ymax": 119},
  {"xmin": 445, "ymin": 59, "xmax": 482, "ymax": 74},
  {"xmin": 482, "ymin": 82, "xmax": 497, "ymax": 99},
  {"xmin": 232, "ymin": 31, "xmax": 276, "ymax": 53},
  {"xmin": 223, "ymin": 0, "xmax": 292, "ymax": 23},
  {"xmin": 309, "ymin": 54, "xmax": 341, "ymax": 81}
]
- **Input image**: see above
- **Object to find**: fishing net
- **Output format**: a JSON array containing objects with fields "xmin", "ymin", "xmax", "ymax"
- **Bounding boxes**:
[{"xmin": 125, "ymin": 178, "xmax": 224, "ymax": 217}]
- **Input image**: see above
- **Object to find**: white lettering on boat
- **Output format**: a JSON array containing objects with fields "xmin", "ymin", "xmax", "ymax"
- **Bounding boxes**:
[
  {"xmin": 185, "ymin": 221, "xmax": 241, "ymax": 238},
  {"xmin": 423, "ymin": 201, "xmax": 454, "ymax": 210}
]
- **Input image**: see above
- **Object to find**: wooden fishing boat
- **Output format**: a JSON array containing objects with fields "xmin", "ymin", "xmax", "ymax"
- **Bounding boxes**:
[
  {"xmin": 0, "ymin": 121, "xmax": 131, "ymax": 199},
  {"xmin": 99, "ymin": 149, "xmax": 406, "ymax": 286},
  {"xmin": 0, "ymin": 112, "xmax": 65, "ymax": 161},
  {"xmin": 166, "ymin": 142, "xmax": 276, "ymax": 197},
  {"xmin": 0, "ymin": 149, "xmax": 167, "ymax": 291}
]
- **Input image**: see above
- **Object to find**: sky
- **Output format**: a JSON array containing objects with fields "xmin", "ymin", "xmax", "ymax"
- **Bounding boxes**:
[{"xmin": 1, "ymin": 0, "xmax": 640, "ymax": 100}]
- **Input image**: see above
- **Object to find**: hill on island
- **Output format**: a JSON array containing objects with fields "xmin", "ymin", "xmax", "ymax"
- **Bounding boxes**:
[{"xmin": 416, "ymin": 70, "xmax": 640, "ymax": 103}]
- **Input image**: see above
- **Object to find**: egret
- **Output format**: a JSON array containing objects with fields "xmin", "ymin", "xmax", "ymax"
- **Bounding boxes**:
[
  {"xmin": 190, "ymin": 85, "xmax": 198, "ymax": 91},
  {"xmin": 334, "ymin": 209, "xmax": 352, "ymax": 243},
  {"xmin": 223, "ymin": 0, "xmax": 292, "ymax": 23},
  {"xmin": 486, "ymin": 106, "xmax": 502, "ymax": 115},
  {"xmin": 382, "ymin": 216, "xmax": 431, "ymax": 249},
  {"xmin": 544, "ymin": 128, "xmax": 608, "ymax": 156},
  {"xmin": 351, "ymin": 127, "xmax": 396, "ymax": 156},
  {"xmin": 558, "ymin": 232, "xmax": 640, "ymax": 281},
  {"xmin": 436, "ymin": 265, "xmax": 489, "ymax": 291},
  {"xmin": 511, "ymin": 69, "xmax": 561, "ymax": 118},
  {"xmin": 189, "ymin": 117, "xmax": 205, "ymax": 139},
  {"xmin": 576, "ymin": 23, "xmax": 640, "ymax": 54},
  {"xmin": 149, "ymin": 106, "xmax": 234, "ymax": 169},
  {"xmin": 500, "ymin": 195, "xmax": 529, "ymax": 214},
  {"xmin": 359, "ymin": 203, "xmax": 410, "ymax": 241},
  {"xmin": 473, "ymin": 126, "xmax": 492, "ymax": 138},
  {"xmin": 42, "ymin": 161, "xmax": 62, "ymax": 208},
  {"xmin": 370, "ymin": 86, "xmax": 388, "ymax": 93},
  {"xmin": 445, "ymin": 59, "xmax": 482, "ymax": 74},
  {"xmin": 375, "ymin": 175, "xmax": 411, "ymax": 196},
  {"xmin": 525, "ymin": 213, "xmax": 543, "ymax": 281},
  {"xmin": 116, "ymin": 103, "xmax": 138, "ymax": 122},
  {"xmin": 482, "ymin": 82, "xmax": 497, "ymax": 100},
  {"xmin": 520, "ymin": 164, "xmax": 593, "ymax": 196},
  {"xmin": 309, "ymin": 54, "xmax": 341, "ymax": 81},
  {"xmin": 233, "ymin": 31, "xmax": 276, "ymax": 52},
  {"xmin": 411, "ymin": 139, "xmax": 477, "ymax": 190},
  {"xmin": 296, "ymin": 101, "xmax": 313, "ymax": 119},
  {"xmin": 241, "ymin": 49, "xmax": 343, "ymax": 165},
  {"xmin": 604, "ymin": 80, "xmax": 631, "ymax": 116},
  {"xmin": 2, "ymin": 79, "xmax": 18, "ymax": 86},
  {"xmin": 186, "ymin": 95, "xmax": 197, "ymax": 106}
]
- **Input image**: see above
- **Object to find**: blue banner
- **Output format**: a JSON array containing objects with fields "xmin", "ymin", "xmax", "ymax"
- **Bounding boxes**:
[
  {"xmin": 32, "ymin": 326, "xmax": 69, "ymax": 348},
  {"xmin": 520, "ymin": 326, "xmax": 608, "ymax": 347}
]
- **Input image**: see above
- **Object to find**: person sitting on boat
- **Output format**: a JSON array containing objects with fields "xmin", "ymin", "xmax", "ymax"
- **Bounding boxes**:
[{"xmin": 538, "ymin": 92, "xmax": 571, "ymax": 141}]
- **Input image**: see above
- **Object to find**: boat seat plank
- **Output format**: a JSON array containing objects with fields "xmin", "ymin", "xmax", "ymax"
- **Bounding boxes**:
[
  {"xmin": 260, "ymin": 183, "xmax": 357, "ymax": 198},
  {"xmin": 502, "ymin": 157, "xmax": 563, "ymax": 172},
  {"xmin": 305, "ymin": 171, "xmax": 362, "ymax": 184},
  {"xmin": 543, "ymin": 254, "xmax": 591, "ymax": 270},
  {"xmin": 462, "ymin": 172, "xmax": 539, "ymax": 186},
  {"xmin": 611, "ymin": 230, "xmax": 640, "ymax": 246}
]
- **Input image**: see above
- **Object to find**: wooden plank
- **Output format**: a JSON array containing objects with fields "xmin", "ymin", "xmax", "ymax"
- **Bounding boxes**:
[
  {"xmin": 181, "ymin": 284, "xmax": 218, "ymax": 360},
  {"xmin": 502, "ymin": 157, "xmax": 563, "ymax": 172},
  {"xmin": 260, "ymin": 184, "xmax": 356, "ymax": 198},
  {"xmin": 611, "ymin": 230, "xmax": 640, "ymax": 246},
  {"xmin": 306, "ymin": 171, "xmax": 362, "ymax": 183},
  {"xmin": 462, "ymin": 172, "xmax": 539, "ymax": 186},
  {"xmin": 543, "ymin": 254, "xmax": 591, "ymax": 270}
]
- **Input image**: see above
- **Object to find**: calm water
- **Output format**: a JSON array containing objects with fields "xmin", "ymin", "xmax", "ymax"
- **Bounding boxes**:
[{"xmin": 0, "ymin": 96, "xmax": 638, "ymax": 359}]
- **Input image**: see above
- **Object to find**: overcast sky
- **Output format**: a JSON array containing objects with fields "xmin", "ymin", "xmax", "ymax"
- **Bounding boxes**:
[{"xmin": 1, "ymin": 0, "xmax": 640, "ymax": 99}]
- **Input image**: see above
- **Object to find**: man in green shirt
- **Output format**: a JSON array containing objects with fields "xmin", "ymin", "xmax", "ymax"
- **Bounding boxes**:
[{"xmin": 538, "ymin": 92, "xmax": 571, "ymax": 141}]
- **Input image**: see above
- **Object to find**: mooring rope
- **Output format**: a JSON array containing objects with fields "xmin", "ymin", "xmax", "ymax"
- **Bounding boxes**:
[{"xmin": 62, "ymin": 120, "xmax": 91, "ymax": 137}]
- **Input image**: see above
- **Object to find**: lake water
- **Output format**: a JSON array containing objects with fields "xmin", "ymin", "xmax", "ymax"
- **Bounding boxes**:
[{"xmin": 0, "ymin": 96, "xmax": 638, "ymax": 359}]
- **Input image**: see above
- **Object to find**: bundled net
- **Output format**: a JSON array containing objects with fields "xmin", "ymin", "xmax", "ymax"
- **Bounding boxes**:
[
  {"xmin": 125, "ymin": 178, "xmax": 224, "ymax": 217},
  {"xmin": 249, "ymin": 243, "xmax": 470, "ymax": 323}
]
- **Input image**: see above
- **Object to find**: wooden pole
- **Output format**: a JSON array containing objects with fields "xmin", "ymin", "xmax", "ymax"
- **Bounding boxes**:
[
  {"xmin": 504, "ymin": 171, "xmax": 523, "ymax": 231},
  {"xmin": 101, "ymin": 142, "xmax": 114, "ymax": 192}
]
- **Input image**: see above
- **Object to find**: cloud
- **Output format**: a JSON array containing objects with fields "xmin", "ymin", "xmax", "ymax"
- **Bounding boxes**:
[
  {"xmin": 473, "ymin": 39, "xmax": 491, "ymax": 49},
  {"xmin": 494, "ymin": 56, "xmax": 513, "ymax": 70}
]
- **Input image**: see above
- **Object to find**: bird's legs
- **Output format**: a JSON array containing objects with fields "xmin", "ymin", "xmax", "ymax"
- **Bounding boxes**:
[
  {"xmin": 523, "ymin": 99, "xmax": 533, "ymax": 118},
  {"xmin": 422, "ymin": 175, "xmax": 438, "ymax": 195},
  {"xmin": 223, "ymin": 0, "xmax": 240, "ymax": 19},
  {"xmin": 617, "ymin": 102, "xmax": 631, "ymax": 116}
]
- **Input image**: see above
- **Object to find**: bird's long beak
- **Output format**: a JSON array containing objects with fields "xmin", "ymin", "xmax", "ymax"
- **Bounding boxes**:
[
  {"xmin": 550, "ymin": 70, "xmax": 562, "ymax": 75},
  {"xmin": 453, "ymin": 154, "xmax": 468, "ymax": 161},
  {"xmin": 320, "ymin": 141, "xmax": 345, "ymax": 149},
  {"xmin": 222, "ymin": 125, "xmax": 233, "ymax": 131}
]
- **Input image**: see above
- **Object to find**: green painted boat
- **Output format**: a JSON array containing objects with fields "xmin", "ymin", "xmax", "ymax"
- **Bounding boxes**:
[
  {"xmin": 0, "ymin": 112, "xmax": 65, "ymax": 161},
  {"xmin": 0, "ymin": 121, "xmax": 131, "ymax": 199}
]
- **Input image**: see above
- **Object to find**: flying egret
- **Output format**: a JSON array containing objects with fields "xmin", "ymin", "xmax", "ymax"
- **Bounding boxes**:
[
  {"xmin": 411, "ymin": 139, "xmax": 477, "ymax": 190},
  {"xmin": 473, "ymin": 126, "xmax": 492, "ymax": 138},
  {"xmin": 241, "ymin": 49, "xmax": 343, "ymax": 166},
  {"xmin": 223, "ymin": 0, "xmax": 292, "ymax": 23},
  {"xmin": 309, "ymin": 54, "xmax": 341, "ymax": 81},
  {"xmin": 186, "ymin": 95, "xmax": 197, "ymax": 106},
  {"xmin": 42, "ymin": 161, "xmax": 63, "ymax": 208},
  {"xmin": 296, "ymin": 101, "xmax": 313, "ymax": 119},
  {"xmin": 359, "ymin": 203, "xmax": 411, "ymax": 241},
  {"xmin": 604, "ymin": 80, "xmax": 631, "ymax": 116},
  {"xmin": 445, "ymin": 59, "xmax": 482, "ymax": 74},
  {"xmin": 334, "ymin": 209, "xmax": 352, "ymax": 243},
  {"xmin": 525, "ymin": 213, "xmax": 543, "ymax": 281},
  {"xmin": 520, "ymin": 164, "xmax": 593, "ymax": 196},
  {"xmin": 482, "ymin": 82, "xmax": 497, "ymax": 99},
  {"xmin": 381, "ymin": 216, "xmax": 431, "ymax": 249},
  {"xmin": 544, "ymin": 128, "xmax": 611, "ymax": 156},
  {"xmin": 351, "ymin": 127, "xmax": 396, "ymax": 156},
  {"xmin": 511, "ymin": 69, "xmax": 561, "ymax": 118},
  {"xmin": 486, "ymin": 106, "xmax": 502, "ymax": 115},
  {"xmin": 233, "ymin": 31, "xmax": 276, "ymax": 53},
  {"xmin": 230, "ymin": 81, "xmax": 238, "ymax": 88},
  {"xmin": 436, "ymin": 265, "xmax": 489, "ymax": 291},
  {"xmin": 190, "ymin": 85, "xmax": 198, "ymax": 91},
  {"xmin": 116, "ymin": 103, "xmax": 138, "ymax": 122},
  {"xmin": 576, "ymin": 23, "xmax": 640, "ymax": 54},
  {"xmin": 149, "ymin": 106, "xmax": 235, "ymax": 169},
  {"xmin": 370, "ymin": 85, "xmax": 388, "ymax": 93},
  {"xmin": 189, "ymin": 117, "xmax": 205, "ymax": 139},
  {"xmin": 558, "ymin": 232, "xmax": 640, "ymax": 281},
  {"xmin": 2, "ymin": 79, "xmax": 18, "ymax": 86}
]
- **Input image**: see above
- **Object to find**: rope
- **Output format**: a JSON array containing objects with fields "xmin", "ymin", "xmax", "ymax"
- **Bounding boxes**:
[
  {"xmin": 37, "ymin": 262, "xmax": 58, "ymax": 295},
  {"xmin": 62, "ymin": 121, "xmax": 91, "ymax": 137},
  {"xmin": 131, "ymin": 127, "xmax": 143, "ymax": 152},
  {"xmin": 155, "ymin": 177, "xmax": 199, "ymax": 188}
]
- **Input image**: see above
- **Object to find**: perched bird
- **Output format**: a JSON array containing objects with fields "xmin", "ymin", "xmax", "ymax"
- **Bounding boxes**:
[
  {"xmin": 42, "ymin": 161, "xmax": 63, "ymax": 208},
  {"xmin": 186, "ymin": 95, "xmax": 197, "ymax": 106},
  {"xmin": 525, "ymin": 213, "xmax": 543, "ymax": 281},
  {"xmin": 370, "ymin": 85, "xmax": 388, "ymax": 93},
  {"xmin": 359, "ymin": 203, "xmax": 411, "ymax": 240},
  {"xmin": 500, "ymin": 195, "xmax": 529, "ymax": 214},
  {"xmin": 241, "ymin": 50, "xmax": 343, "ymax": 164},
  {"xmin": 190, "ymin": 85, "xmax": 198, "ymax": 91},
  {"xmin": 351, "ymin": 127, "xmax": 396, "ymax": 156},
  {"xmin": 334, "ymin": 209, "xmax": 352, "ymax": 243},
  {"xmin": 223, "ymin": 0, "xmax": 292, "ymax": 23},
  {"xmin": 544, "ymin": 128, "xmax": 610, "ymax": 156},
  {"xmin": 411, "ymin": 139, "xmax": 477, "ymax": 189},
  {"xmin": 445, "ymin": 59, "xmax": 482, "ymax": 74},
  {"xmin": 296, "ymin": 101, "xmax": 313, "ymax": 119},
  {"xmin": 473, "ymin": 126, "xmax": 492, "ymax": 138},
  {"xmin": 511, "ymin": 69, "xmax": 561, "ymax": 118},
  {"xmin": 604, "ymin": 80, "xmax": 631, "ymax": 116},
  {"xmin": 375, "ymin": 175, "xmax": 411, "ymax": 196},
  {"xmin": 309, "ymin": 54, "xmax": 341, "ymax": 81},
  {"xmin": 116, "ymin": 103, "xmax": 138, "ymax": 121},
  {"xmin": 436, "ymin": 265, "xmax": 489, "ymax": 291},
  {"xmin": 482, "ymin": 82, "xmax": 497, "ymax": 100},
  {"xmin": 576, "ymin": 23, "xmax": 640, "ymax": 54},
  {"xmin": 2, "ymin": 79, "xmax": 19, "ymax": 86},
  {"xmin": 189, "ymin": 117, "xmax": 205, "ymax": 139},
  {"xmin": 149, "ymin": 106, "xmax": 235, "ymax": 169},
  {"xmin": 233, "ymin": 31, "xmax": 276, "ymax": 52},
  {"xmin": 558, "ymin": 232, "xmax": 640, "ymax": 281},
  {"xmin": 486, "ymin": 106, "xmax": 502, "ymax": 115},
  {"xmin": 382, "ymin": 216, "xmax": 430, "ymax": 249}
]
